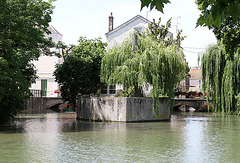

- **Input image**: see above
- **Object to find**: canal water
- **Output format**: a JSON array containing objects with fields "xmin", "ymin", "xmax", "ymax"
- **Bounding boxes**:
[{"xmin": 1, "ymin": 112, "xmax": 240, "ymax": 162}]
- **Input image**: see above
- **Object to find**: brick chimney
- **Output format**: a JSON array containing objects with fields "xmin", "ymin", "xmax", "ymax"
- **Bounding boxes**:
[{"xmin": 109, "ymin": 12, "xmax": 113, "ymax": 32}]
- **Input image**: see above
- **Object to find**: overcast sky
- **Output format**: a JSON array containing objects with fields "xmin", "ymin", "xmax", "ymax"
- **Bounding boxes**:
[{"xmin": 50, "ymin": 0, "xmax": 217, "ymax": 67}]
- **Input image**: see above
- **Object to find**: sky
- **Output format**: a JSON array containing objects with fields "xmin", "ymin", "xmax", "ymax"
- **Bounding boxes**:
[{"xmin": 50, "ymin": 0, "xmax": 217, "ymax": 67}]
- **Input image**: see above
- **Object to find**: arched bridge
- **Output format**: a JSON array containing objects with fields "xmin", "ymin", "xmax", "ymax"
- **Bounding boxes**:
[
  {"xmin": 23, "ymin": 97, "xmax": 64, "ymax": 114},
  {"xmin": 24, "ymin": 97, "xmax": 206, "ymax": 113},
  {"xmin": 45, "ymin": 97, "xmax": 63, "ymax": 109},
  {"xmin": 174, "ymin": 98, "xmax": 207, "ymax": 111}
]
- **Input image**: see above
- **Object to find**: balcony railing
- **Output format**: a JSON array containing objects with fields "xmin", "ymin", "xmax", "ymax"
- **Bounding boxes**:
[{"xmin": 30, "ymin": 89, "xmax": 47, "ymax": 97}]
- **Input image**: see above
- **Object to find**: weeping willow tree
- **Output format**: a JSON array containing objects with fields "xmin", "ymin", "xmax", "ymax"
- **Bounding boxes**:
[
  {"xmin": 202, "ymin": 43, "xmax": 240, "ymax": 113},
  {"xmin": 101, "ymin": 33, "xmax": 187, "ymax": 105}
]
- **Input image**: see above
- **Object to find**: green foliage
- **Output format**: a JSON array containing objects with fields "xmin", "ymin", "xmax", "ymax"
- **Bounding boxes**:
[
  {"xmin": 196, "ymin": 0, "xmax": 240, "ymax": 27},
  {"xmin": 140, "ymin": 0, "xmax": 170, "ymax": 13},
  {"xmin": 148, "ymin": 18, "xmax": 172, "ymax": 45},
  {"xmin": 212, "ymin": 17, "xmax": 240, "ymax": 60},
  {"xmin": 101, "ymin": 33, "xmax": 187, "ymax": 99},
  {"xmin": 101, "ymin": 32, "xmax": 187, "ymax": 114},
  {"xmin": 235, "ymin": 93, "xmax": 240, "ymax": 114},
  {"xmin": 115, "ymin": 87, "xmax": 135, "ymax": 97},
  {"xmin": 199, "ymin": 2, "xmax": 240, "ymax": 114},
  {"xmin": 54, "ymin": 37, "xmax": 106, "ymax": 106},
  {"xmin": 55, "ymin": 41, "xmax": 74, "ymax": 61},
  {"xmin": 148, "ymin": 17, "xmax": 186, "ymax": 47},
  {"xmin": 140, "ymin": 0, "xmax": 239, "ymax": 28},
  {"xmin": 101, "ymin": 17, "xmax": 187, "ymax": 101},
  {"xmin": 0, "ymin": 0, "xmax": 55, "ymax": 121},
  {"xmin": 202, "ymin": 43, "xmax": 240, "ymax": 114}
]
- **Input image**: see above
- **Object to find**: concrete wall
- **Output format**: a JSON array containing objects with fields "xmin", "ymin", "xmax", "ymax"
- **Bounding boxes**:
[
  {"xmin": 126, "ymin": 97, "xmax": 170, "ymax": 122},
  {"xmin": 23, "ymin": 97, "xmax": 48, "ymax": 114},
  {"xmin": 22, "ymin": 97, "xmax": 62, "ymax": 114},
  {"xmin": 77, "ymin": 97, "xmax": 170, "ymax": 122}
]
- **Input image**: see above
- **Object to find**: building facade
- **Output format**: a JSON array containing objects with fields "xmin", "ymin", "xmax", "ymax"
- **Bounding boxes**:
[
  {"xmin": 30, "ymin": 25, "xmax": 63, "ymax": 97},
  {"xmin": 188, "ymin": 67, "xmax": 202, "ymax": 92},
  {"xmin": 103, "ymin": 13, "xmax": 172, "ymax": 96},
  {"xmin": 102, "ymin": 14, "xmax": 151, "ymax": 95},
  {"xmin": 106, "ymin": 14, "xmax": 150, "ymax": 49}
]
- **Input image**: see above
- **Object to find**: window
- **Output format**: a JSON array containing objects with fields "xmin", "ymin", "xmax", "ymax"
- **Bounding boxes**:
[
  {"xmin": 199, "ymin": 80, "xmax": 202, "ymax": 84},
  {"xmin": 109, "ymin": 85, "xmax": 116, "ymax": 94},
  {"xmin": 101, "ymin": 85, "xmax": 116, "ymax": 95}
]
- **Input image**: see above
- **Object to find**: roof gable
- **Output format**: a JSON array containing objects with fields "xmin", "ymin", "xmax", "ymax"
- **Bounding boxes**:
[
  {"xmin": 48, "ymin": 25, "xmax": 62, "ymax": 36},
  {"xmin": 105, "ymin": 15, "xmax": 150, "ymax": 36}
]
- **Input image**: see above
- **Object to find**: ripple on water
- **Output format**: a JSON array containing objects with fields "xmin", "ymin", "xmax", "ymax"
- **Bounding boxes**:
[{"xmin": 0, "ymin": 112, "xmax": 240, "ymax": 162}]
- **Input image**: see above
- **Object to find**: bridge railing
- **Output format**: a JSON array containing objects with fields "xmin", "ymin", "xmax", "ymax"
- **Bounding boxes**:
[
  {"xmin": 30, "ymin": 89, "xmax": 62, "ymax": 97},
  {"xmin": 30, "ymin": 89, "xmax": 47, "ymax": 97}
]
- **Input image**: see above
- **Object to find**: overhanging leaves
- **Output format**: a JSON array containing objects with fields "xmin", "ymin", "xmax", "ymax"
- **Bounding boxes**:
[
  {"xmin": 196, "ymin": 0, "xmax": 240, "ymax": 27},
  {"xmin": 140, "ymin": 0, "xmax": 170, "ymax": 13},
  {"xmin": 0, "ymin": 0, "xmax": 55, "ymax": 121}
]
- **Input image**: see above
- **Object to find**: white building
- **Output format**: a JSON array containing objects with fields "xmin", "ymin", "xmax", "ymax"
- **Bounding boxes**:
[
  {"xmin": 30, "ymin": 25, "xmax": 63, "ymax": 97},
  {"xmin": 106, "ymin": 13, "xmax": 150, "ymax": 49},
  {"xmin": 103, "ymin": 13, "xmax": 172, "ymax": 96},
  {"xmin": 188, "ymin": 67, "xmax": 202, "ymax": 92},
  {"xmin": 101, "ymin": 14, "xmax": 151, "ymax": 95}
]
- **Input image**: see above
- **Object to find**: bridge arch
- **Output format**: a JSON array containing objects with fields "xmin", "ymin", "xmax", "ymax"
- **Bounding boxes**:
[
  {"xmin": 174, "ymin": 99, "xmax": 206, "ymax": 112},
  {"xmin": 173, "ymin": 104, "xmax": 197, "ymax": 112},
  {"xmin": 49, "ymin": 103, "xmax": 62, "ymax": 112},
  {"xmin": 45, "ymin": 97, "xmax": 63, "ymax": 109}
]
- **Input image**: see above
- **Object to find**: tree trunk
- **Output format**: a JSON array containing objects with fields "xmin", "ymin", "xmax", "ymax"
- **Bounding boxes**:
[{"xmin": 134, "ymin": 83, "xmax": 143, "ymax": 97}]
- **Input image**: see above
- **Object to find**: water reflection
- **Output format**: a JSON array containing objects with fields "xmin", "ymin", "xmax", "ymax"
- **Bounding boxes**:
[
  {"xmin": 22, "ymin": 114, "xmax": 60, "ymax": 162},
  {"xmin": 1, "ymin": 113, "xmax": 240, "ymax": 162}
]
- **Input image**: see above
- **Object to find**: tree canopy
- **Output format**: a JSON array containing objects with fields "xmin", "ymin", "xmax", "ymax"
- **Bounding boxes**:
[
  {"xmin": 140, "ymin": 0, "xmax": 170, "ymax": 13},
  {"xmin": 54, "ymin": 37, "xmax": 106, "ymax": 107},
  {"xmin": 140, "ymin": 0, "xmax": 240, "ymax": 27},
  {"xmin": 202, "ymin": 43, "xmax": 240, "ymax": 114},
  {"xmin": 196, "ymin": 0, "xmax": 240, "ymax": 27},
  {"xmin": 0, "ymin": 0, "xmax": 55, "ymax": 121},
  {"xmin": 212, "ymin": 17, "xmax": 240, "ymax": 60},
  {"xmin": 141, "ymin": 0, "xmax": 240, "ymax": 114},
  {"xmin": 148, "ymin": 17, "xmax": 186, "ymax": 47},
  {"xmin": 201, "ymin": 12, "xmax": 240, "ymax": 114},
  {"xmin": 101, "ymin": 20, "xmax": 187, "ymax": 101},
  {"xmin": 199, "ymin": 1, "xmax": 240, "ymax": 114}
]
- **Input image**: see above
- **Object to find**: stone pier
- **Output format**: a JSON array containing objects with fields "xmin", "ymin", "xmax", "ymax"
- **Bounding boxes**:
[{"xmin": 77, "ymin": 97, "xmax": 170, "ymax": 122}]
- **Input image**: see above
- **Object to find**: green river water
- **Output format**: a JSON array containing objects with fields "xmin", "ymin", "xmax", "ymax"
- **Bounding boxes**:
[{"xmin": 1, "ymin": 112, "xmax": 240, "ymax": 163}]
